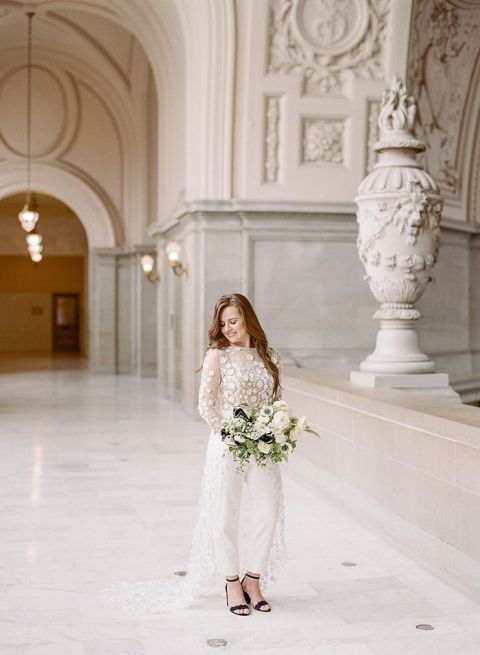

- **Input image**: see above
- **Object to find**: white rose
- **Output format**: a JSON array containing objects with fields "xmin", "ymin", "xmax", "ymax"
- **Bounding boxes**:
[
  {"xmin": 258, "ymin": 441, "xmax": 272, "ymax": 454},
  {"xmin": 273, "ymin": 410, "xmax": 290, "ymax": 430},
  {"xmin": 274, "ymin": 432, "xmax": 287, "ymax": 444},
  {"xmin": 273, "ymin": 400, "xmax": 289, "ymax": 412}
]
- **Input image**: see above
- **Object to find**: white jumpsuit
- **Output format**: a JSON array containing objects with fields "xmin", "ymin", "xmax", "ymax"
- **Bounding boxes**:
[{"xmin": 198, "ymin": 346, "xmax": 284, "ymax": 576}]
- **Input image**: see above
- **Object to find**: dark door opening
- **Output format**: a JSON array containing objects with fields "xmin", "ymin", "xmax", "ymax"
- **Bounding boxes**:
[{"xmin": 53, "ymin": 293, "xmax": 80, "ymax": 352}]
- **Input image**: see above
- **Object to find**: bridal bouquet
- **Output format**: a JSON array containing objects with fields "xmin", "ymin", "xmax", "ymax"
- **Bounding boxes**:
[{"xmin": 220, "ymin": 400, "xmax": 318, "ymax": 471}]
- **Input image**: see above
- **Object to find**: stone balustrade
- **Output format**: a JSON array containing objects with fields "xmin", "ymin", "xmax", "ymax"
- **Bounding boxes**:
[{"xmin": 283, "ymin": 367, "xmax": 480, "ymax": 601}]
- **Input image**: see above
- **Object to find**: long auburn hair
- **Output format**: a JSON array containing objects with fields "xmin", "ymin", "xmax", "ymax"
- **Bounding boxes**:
[{"xmin": 207, "ymin": 293, "xmax": 280, "ymax": 397}]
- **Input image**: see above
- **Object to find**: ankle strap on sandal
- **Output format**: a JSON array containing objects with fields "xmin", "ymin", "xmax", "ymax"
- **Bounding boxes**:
[
  {"xmin": 245, "ymin": 573, "xmax": 260, "ymax": 579},
  {"xmin": 226, "ymin": 576, "xmax": 239, "ymax": 582}
]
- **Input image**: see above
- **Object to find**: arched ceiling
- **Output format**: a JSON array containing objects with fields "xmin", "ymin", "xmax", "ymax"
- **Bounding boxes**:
[{"xmin": 0, "ymin": 1, "xmax": 146, "ymax": 95}]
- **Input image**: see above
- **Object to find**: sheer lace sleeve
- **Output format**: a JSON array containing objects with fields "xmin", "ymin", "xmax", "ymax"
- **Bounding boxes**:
[{"xmin": 198, "ymin": 348, "xmax": 223, "ymax": 433}]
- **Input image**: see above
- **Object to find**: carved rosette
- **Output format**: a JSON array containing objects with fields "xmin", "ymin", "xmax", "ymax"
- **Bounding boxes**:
[
  {"xmin": 356, "ymin": 77, "xmax": 443, "ymax": 323},
  {"xmin": 302, "ymin": 119, "xmax": 344, "ymax": 164}
]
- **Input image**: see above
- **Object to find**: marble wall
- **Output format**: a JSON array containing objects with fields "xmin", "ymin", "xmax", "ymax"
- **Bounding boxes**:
[{"xmin": 154, "ymin": 208, "xmax": 480, "ymax": 412}]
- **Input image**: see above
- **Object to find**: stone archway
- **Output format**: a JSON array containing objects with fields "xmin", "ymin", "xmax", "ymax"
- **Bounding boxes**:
[{"xmin": 0, "ymin": 161, "xmax": 118, "ymax": 248}]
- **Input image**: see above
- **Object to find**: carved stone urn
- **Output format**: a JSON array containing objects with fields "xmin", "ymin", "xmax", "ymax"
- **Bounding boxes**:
[{"xmin": 355, "ymin": 77, "xmax": 443, "ymax": 374}]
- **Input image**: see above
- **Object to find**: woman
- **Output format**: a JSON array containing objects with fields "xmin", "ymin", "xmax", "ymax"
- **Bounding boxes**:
[
  {"xmin": 104, "ymin": 293, "xmax": 285, "ymax": 616},
  {"xmin": 198, "ymin": 293, "xmax": 284, "ymax": 616}
]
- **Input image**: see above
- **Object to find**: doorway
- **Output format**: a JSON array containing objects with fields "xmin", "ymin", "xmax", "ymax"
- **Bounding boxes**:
[{"xmin": 52, "ymin": 293, "xmax": 80, "ymax": 352}]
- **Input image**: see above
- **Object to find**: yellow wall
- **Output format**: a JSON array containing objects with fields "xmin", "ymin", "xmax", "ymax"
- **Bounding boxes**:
[{"xmin": 0, "ymin": 256, "xmax": 86, "ymax": 354}]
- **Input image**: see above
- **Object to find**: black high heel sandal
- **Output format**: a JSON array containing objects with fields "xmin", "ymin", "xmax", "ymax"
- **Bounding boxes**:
[
  {"xmin": 241, "ymin": 572, "xmax": 272, "ymax": 612},
  {"xmin": 225, "ymin": 576, "xmax": 250, "ymax": 616}
]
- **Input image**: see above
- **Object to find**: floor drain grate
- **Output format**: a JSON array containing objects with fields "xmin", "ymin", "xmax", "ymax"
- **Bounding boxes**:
[
  {"xmin": 341, "ymin": 561, "xmax": 357, "ymax": 567},
  {"xmin": 207, "ymin": 639, "xmax": 227, "ymax": 648},
  {"xmin": 416, "ymin": 624, "xmax": 434, "ymax": 631},
  {"xmin": 174, "ymin": 570, "xmax": 187, "ymax": 576}
]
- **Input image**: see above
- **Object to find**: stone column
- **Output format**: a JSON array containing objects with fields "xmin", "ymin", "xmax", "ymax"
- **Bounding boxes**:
[
  {"xmin": 89, "ymin": 247, "xmax": 157, "ymax": 376},
  {"xmin": 89, "ymin": 248, "xmax": 119, "ymax": 373},
  {"xmin": 350, "ymin": 78, "xmax": 459, "ymax": 400}
]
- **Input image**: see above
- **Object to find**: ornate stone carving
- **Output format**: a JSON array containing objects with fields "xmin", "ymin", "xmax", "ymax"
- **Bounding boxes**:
[
  {"xmin": 407, "ymin": 0, "xmax": 480, "ymax": 198},
  {"xmin": 366, "ymin": 100, "xmax": 380, "ymax": 172},
  {"xmin": 264, "ymin": 96, "xmax": 281, "ymax": 183},
  {"xmin": 268, "ymin": 0, "xmax": 390, "ymax": 95},
  {"xmin": 302, "ymin": 119, "xmax": 344, "ymax": 164},
  {"xmin": 355, "ymin": 77, "xmax": 443, "ymax": 373}
]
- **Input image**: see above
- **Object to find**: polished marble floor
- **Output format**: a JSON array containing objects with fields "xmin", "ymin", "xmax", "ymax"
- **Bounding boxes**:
[{"xmin": 1, "ymin": 357, "xmax": 480, "ymax": 655}]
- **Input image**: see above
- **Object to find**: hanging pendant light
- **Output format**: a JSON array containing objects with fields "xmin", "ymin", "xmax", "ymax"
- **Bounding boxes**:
[{"xmin": 18, "ymin": 12, "xmax": 39, "ymax": 233}]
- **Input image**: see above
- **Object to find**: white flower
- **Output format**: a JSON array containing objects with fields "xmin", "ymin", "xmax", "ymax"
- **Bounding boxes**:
[
  {"xmin": 234, "ymin": 435, "xmax": 246, "ymax": 444},
  {"xmin": 273, "ymin": 400, "xmax": 289, "ymax": 412},
  {"xmin": 284, "ymin": 442, "xmax": 293, "ymax": 454},
  {"xmin": 273, "ymin": 410, "xmax": 290, "ymax": 430},
  {"xmin": 274, "ymin": 432, "xmax": 287, "ymax": 445},
  {"xmin": 258, "ymin": 441, "xmax": 272, "ymax": 454},
  {"xmin": 297, "ymin": 416, "xmax": 307, "ymax": 432}
]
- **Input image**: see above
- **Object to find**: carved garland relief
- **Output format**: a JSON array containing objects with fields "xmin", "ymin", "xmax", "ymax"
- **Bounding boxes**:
[
  {"xmin": 366, "ymin": 100, "xmax": 380, "ymax": 173},
  {"xmin": 407, "ymin": 0, "xmax": 480, "ymax": 199},
  {"xmin": 264, "ymin": 95, "xmax": 281, "ymax": 183},
  {"xmin": 268, "ymin": 0, "xmax": 390, "ymax": 96}
]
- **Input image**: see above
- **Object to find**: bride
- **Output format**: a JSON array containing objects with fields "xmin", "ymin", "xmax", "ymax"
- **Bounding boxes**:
[
  {"xmin": 197, "ymin": 293, "xmax": 285, "ymax": 615},
  {"xmin": 104, "ymin": 293, "xmax": 285, "ymax": 615}
]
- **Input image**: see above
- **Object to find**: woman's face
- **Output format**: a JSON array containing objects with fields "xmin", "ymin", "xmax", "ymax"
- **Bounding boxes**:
[{"xmin": 219, "ymin": 305, "xmax": 250, "ymax": 348}]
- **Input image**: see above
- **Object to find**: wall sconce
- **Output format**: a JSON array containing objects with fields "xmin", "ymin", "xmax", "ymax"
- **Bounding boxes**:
[
  {"xmin": 166, "ymin": 241, "xmax": 187, "ymax": 276},
  {"xmin": 140, "ymin": 254, "xmax": 160, "ymax": 283}
]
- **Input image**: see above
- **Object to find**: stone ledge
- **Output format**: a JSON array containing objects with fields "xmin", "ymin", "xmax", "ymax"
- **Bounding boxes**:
[{"xmin": 283, "ymin": 367, "xmax": 480, "ymax": 447}]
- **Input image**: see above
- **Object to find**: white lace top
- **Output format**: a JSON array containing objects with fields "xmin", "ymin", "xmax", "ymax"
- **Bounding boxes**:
[{"xmin": 198, "ymin": 346, "xmax": 280, "ymax": 433}]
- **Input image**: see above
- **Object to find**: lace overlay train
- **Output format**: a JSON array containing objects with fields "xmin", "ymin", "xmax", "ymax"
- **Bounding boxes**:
[{"xmin": 103, "ymin": 346, "xmax": 286, "ymax": 614}]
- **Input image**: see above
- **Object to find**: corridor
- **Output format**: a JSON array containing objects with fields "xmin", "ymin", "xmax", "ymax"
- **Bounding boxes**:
[{"xmin": 1, "ymin": 361, "xmax": 480, "ymax": 655}]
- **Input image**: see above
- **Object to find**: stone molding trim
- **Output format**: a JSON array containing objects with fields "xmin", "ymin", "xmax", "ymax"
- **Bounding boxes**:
[{"xmin": 267, "ymin": 0, "xmax": 391, "ymax": 95}]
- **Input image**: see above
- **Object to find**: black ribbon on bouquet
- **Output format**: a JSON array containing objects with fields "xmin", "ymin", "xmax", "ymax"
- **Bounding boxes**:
[
  {"xmin": 260, "ymin": 432, "xmax": 274, "ymax": 444},
  {"xmin": 233, "ymin": 407, "xmax": 251, "ymax": 420}
]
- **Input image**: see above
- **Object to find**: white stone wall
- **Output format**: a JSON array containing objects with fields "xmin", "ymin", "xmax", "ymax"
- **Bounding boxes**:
[
  {"xmin": 283, "ymin": 370, "xmax": 480, "ymax": 601},
  {"xmin": 233, "ymin": 0, "xmax": 412, "ymax": 205}
]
